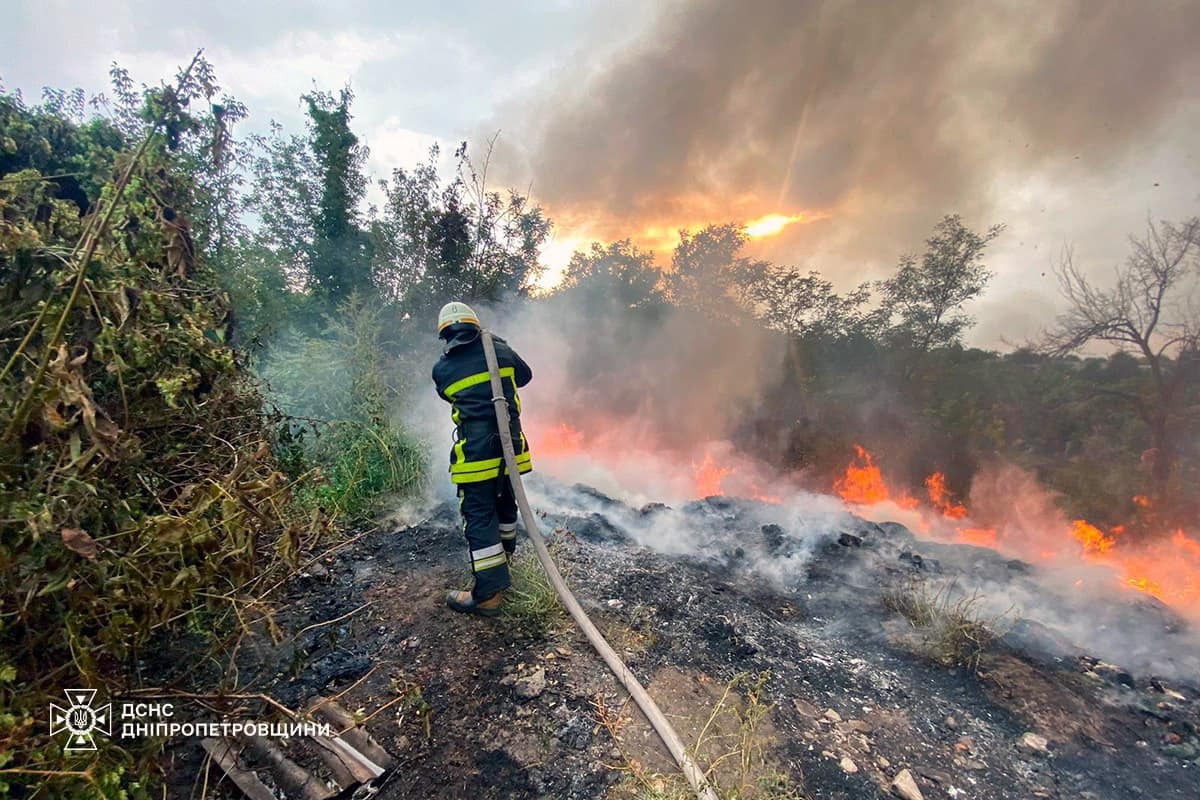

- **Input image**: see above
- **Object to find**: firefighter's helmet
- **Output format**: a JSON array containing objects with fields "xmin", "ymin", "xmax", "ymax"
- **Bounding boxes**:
[{"xmin": 437, "ymin": 301, "xmax": 480, "ymax": 336}]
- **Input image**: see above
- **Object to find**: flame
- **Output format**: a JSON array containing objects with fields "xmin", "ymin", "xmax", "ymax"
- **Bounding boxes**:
[
  {"xmin": 1176, "ymin": 529, "xmax": 1200, "ymax": 559},
  {"xmin": 748, "ymin": 484, "xmax": 783, "ymax": 505},
  {"xmin": 1070, "ymin": 519, "xmax": 1117, "ymax": 554},
  {"xmin": 835, "ymin": 445, "xmax": 890, "ymax": 504},
  {"xmin": 831, "ymin": 445, "xmax": 1200, "ymax": 616},
  {"xmin": 692, "ymin": 450, "xmax": 732, "ymax": 497},
  {"xmin": 526, "ymin": 423, "xmax": 1199, "ymax": 618},
  {"xmin": 1133, "ymin": 494, "xmax": 1152, "ymax": 509},
  {"xmin": 835, "ymin": 445, "xmax": 918, "ymax": 508},
  {"xmin": 526, "ymin": 415, "xmax": 787, "ymax": 505},
  {"xmin": 744, "ymin": 213, "xmax": 806, "ymax": 238},
  {"xmin": 959, "ymin": 527, "xmax": 999, "ymax": 548},
  {"xmin": 537, "ymin": 422, "xmax": 585, "ymax": 458},
  {"xmin": 925, "ymin": 472, "xmax": 967, "ymax": 519}
]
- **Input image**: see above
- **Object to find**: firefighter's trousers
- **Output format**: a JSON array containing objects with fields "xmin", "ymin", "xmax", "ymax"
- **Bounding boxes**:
[{"xmin": 457, "ymin": 472, "xmax": 519, "ymax": 601}]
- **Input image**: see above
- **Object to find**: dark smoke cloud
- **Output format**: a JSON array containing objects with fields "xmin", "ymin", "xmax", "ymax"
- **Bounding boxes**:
[{"xmin": 516, "ymin": 0, "xmax": 1200, "ymax": 287}]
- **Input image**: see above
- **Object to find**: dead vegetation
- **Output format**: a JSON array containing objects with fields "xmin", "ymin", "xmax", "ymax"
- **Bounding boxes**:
[
  {"xmin": 0, "ymin": 57, "xmax": 327, "ymax": 795},
  {"xmin": 884, "ymin": 578, "xmax": 1005, "ymax": 672},
  {"xmin": 595, "ymin": 671, "xmax": 807, "ymax": 800}
]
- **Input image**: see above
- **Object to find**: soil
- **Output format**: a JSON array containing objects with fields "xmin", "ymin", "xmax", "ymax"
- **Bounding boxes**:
[{"xmin": 177, "ymin": 480, "xmax": 1200, "ymax": 800}]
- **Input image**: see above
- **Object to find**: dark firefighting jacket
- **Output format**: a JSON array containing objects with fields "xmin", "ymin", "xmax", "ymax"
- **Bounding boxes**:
[{"xmin": 432, "ymin": 329, "xmax": 533, "ymax": 484}]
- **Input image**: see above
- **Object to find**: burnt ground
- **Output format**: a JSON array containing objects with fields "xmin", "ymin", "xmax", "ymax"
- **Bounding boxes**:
[{"xmin": 183, "ymin": 480, "xmax": 1199, "ymax": 800}]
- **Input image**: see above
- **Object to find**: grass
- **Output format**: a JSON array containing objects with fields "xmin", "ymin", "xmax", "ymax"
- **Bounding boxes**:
[
  {"xmin": 502, "ymin": 545, "xmax": 570, "ymax": 637},
  {"xmin": 883, "ymin": 578, "xmax": 1005, "ymax": 672},
  {"xmin": 596, "ymin": 672, "xmax": 808, "ymax": 800},
  {"xmin": 300, "ymin": 419, "xmax": 428, "ymax": 520}
]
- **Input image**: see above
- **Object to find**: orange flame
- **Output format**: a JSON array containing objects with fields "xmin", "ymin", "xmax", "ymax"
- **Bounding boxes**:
[
  {"xmin": 835, "ymin": 445, "xmax": 890, "ymax": 504},
  {"xmin": 1176, "ymin": 529, "xmax": 1200, "ymax": 559},
  {"xmin": 748, "ymin": 485, "xmax": 783, "ymax": 505},
  {"xmin": 692, "ymin": 451, "xmax": 732, "ymax": 497},
  {"xmin": 959, "ymin": 527, "xmax": 999, "ymax": 548},
  {"xmin": 528, "ymin": 424, "xmax": 1199, "ymax": 617},
  {"xmin": 925, "ymin": 472, "xmax": 967, "ymax": 519},
  {"xmin": 835, "ymin": 445, "xmax": 919, "ymax": 508},
  {"xmin": 536, "ymin": 421, "xmax": 585, "ymax": 458},
  {"xmin": 1070, "ymin": 519, "xmax": 1117, "ymax": 554},
  {"xmin": 831, "ymin": 446, "xmax": 1200, "ymax": 616}
]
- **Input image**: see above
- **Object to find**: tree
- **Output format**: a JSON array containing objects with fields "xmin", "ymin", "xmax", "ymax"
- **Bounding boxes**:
[
  {"xmin": 246, "ymin": 120, "xmax": 321, "ymax": 289},
  {"xmin": 738, "ymin": 264, "xmax": 871, "ymax": 339},
  {"xmin": 304, "ymin": 88, "xmax": 372, "ymax": 302},
  {"xmin": 243, "ymin": 87, "xmax": 371, "ymax": 307},
  {"xmin": 456, "ymin": 138, "xmax": 550, "ymax": 300},
  {"xmin": 665, "ymin": 223, "xmax": 762, "ymax": 321},
  {"xmin": 558, "ymin": 239, "xmax": 663, "ymax": 310},
  {"xmin": 371, "ymin": 141, "xmax": 549, "ymax": 311},
  {"xmin": 878, "ymin": 214, "xmax": 1004, "ymax": 352},
  {"xmin": 1043, "ymin": 217, "xmax": 1200, "ymax": 504}
]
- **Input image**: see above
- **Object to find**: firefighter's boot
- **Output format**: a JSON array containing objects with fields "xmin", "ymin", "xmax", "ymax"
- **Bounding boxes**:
[{"xmin": 446, "ymin": 589, "xmax": 504, "ymax": 617}]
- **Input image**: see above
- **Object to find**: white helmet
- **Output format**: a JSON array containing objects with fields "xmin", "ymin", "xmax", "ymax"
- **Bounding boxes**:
[{"xmin": 437, "ymin": 301, "xmax": 480, "ymax": 335}]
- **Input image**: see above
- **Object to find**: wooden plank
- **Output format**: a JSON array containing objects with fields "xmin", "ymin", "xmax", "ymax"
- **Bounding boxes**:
[{"xmin": 311, "ymin": 734, "xmax": 382, "ymax": 784}]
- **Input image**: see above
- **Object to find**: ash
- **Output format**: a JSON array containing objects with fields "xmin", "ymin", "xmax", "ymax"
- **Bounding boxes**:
[{"xmin": 214, "ymin": 476, "xmax": 1200, "ymax": 800}]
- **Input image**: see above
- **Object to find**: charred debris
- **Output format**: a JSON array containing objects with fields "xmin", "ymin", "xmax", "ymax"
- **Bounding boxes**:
[{"xmin": 207, "ymin": 476, "xmax": 1200, "ymax": 800}]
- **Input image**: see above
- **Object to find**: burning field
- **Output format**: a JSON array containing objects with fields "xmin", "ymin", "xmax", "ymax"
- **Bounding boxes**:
[
  {"xmin": 219, "ymin": 463, "xmax": 1200, "ymax": 799},
  {"xmin": 830, "ymin": 445, "xmax": 1200, "ymax": 620},
  {"xmin": 227, "ymin": 309, "xmax": 1200, "ymax": 797},
  {"xmin": 384, "ymin": 289, "xmax": 1191, "ymax": 698},
  {"xmin": 521, "ymin": 414, "xmax": 1200, "ymax": 677}
]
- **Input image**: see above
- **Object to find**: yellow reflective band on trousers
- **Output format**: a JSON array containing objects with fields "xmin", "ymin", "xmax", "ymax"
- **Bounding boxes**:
[
  {"xmin": 471, "ymin": 543, "xmax": 507, "ymax": 572},
  {"xmin": 444, "ymin": 366, "xmax": 516, "ymax": 398}
]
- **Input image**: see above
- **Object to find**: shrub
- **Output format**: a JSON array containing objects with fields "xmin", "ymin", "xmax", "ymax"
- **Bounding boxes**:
[
  {"xmin": 0, "ymin": 68, "xmax": 313, "ymax": 797},
  {"xmin": 258, "ymin": 295, "xmax": 429, "ymax": 521}
]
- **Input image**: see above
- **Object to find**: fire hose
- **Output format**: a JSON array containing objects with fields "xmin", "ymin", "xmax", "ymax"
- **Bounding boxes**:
[{"xmin": 480, "ymin": 330, "xmax": 720, "ymax": 800}]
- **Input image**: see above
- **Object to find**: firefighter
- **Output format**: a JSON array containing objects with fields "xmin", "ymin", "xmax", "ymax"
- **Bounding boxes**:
[{"xmin": 432, "ymin": 301, "xmax": 533, "ymax": 616}]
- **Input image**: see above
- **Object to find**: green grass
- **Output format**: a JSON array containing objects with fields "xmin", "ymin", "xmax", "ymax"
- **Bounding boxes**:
[
  {"xmin": 502, "ymin": 546, "xmax": 569, "ymax": 637},
  {"xmin": 297, "ymin": 420, "xmax": 427, "ymax": 520}
]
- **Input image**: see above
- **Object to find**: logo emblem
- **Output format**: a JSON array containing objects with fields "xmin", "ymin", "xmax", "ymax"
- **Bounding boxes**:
[{"xmin": 49, "ymin": 689, "xmax": 111, "ymax": 751}]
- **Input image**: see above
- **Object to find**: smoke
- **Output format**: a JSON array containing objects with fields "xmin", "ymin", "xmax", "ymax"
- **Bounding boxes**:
[
  {"xmin": 407, "ymin": 296, "xmax": 1199, "ymax": 677},
  {"xmin": 498, "ymin": 0, "xmax": 1200, "ymax": 335},
  {"xmin": 524, "ymin": 466, "xmax": 1200, "ymax": 681},
  {"xmin": 407, "ymin": 293, "xmax": 788, "ymax": 505}
]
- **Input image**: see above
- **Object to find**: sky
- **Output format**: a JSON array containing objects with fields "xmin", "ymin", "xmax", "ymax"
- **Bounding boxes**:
[{"xmin": 3, "ymin": 0, "xmax": 1199, "ymax": 348}]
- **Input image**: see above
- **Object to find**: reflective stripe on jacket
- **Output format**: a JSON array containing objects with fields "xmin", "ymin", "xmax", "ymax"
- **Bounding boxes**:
[{"xmin": 432, "ymin": 331, "xmax": 533, "ymax": 484}]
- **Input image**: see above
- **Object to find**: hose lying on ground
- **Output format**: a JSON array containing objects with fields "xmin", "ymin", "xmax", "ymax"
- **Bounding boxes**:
[{"xmin": 480, "ymin": 330, "xmax": 720, "ymax": 800}]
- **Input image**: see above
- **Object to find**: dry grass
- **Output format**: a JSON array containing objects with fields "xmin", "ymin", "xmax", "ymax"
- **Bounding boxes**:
[
  {"xmin": 883, "ymin": 578, "xmax": 1006, "ymax": 672},
  {"xmin": 595, "ymin": 672, "xmax": 808, "ymax": 800}
]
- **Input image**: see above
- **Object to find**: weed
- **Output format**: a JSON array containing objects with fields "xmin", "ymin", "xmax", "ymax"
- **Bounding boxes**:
[
  {"xmin": 595, "ymin": 672, "xmax": 808, "ymax": 800},
  {"xmin": 262, "ymin": 295, "xmax": 430, "ymax": 521},
  {"xmin": 884, "ymin": 578, "xmax": 1006, "ymax": 672},
  {"xmin": 502, "ymin": 546, "xmax": 570, "ymax": 637},
  {"xmin": 395, "ymin": 683, "xmax": 433, "ymax": 740}
]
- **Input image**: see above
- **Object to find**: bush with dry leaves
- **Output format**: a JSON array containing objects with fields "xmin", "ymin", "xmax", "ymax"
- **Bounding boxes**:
[{"xmin": 0, "ymin": 58, "xmax": 319, "ymax": 797}]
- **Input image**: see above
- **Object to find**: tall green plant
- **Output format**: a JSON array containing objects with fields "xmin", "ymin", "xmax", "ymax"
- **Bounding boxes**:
[
  {"xmin": 261, "ymin": 296, "xmax": 427, "ymax": 519},
  {"xmin": 0, "ymin": 58, "xmax": 314, "ymax": 798}
]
